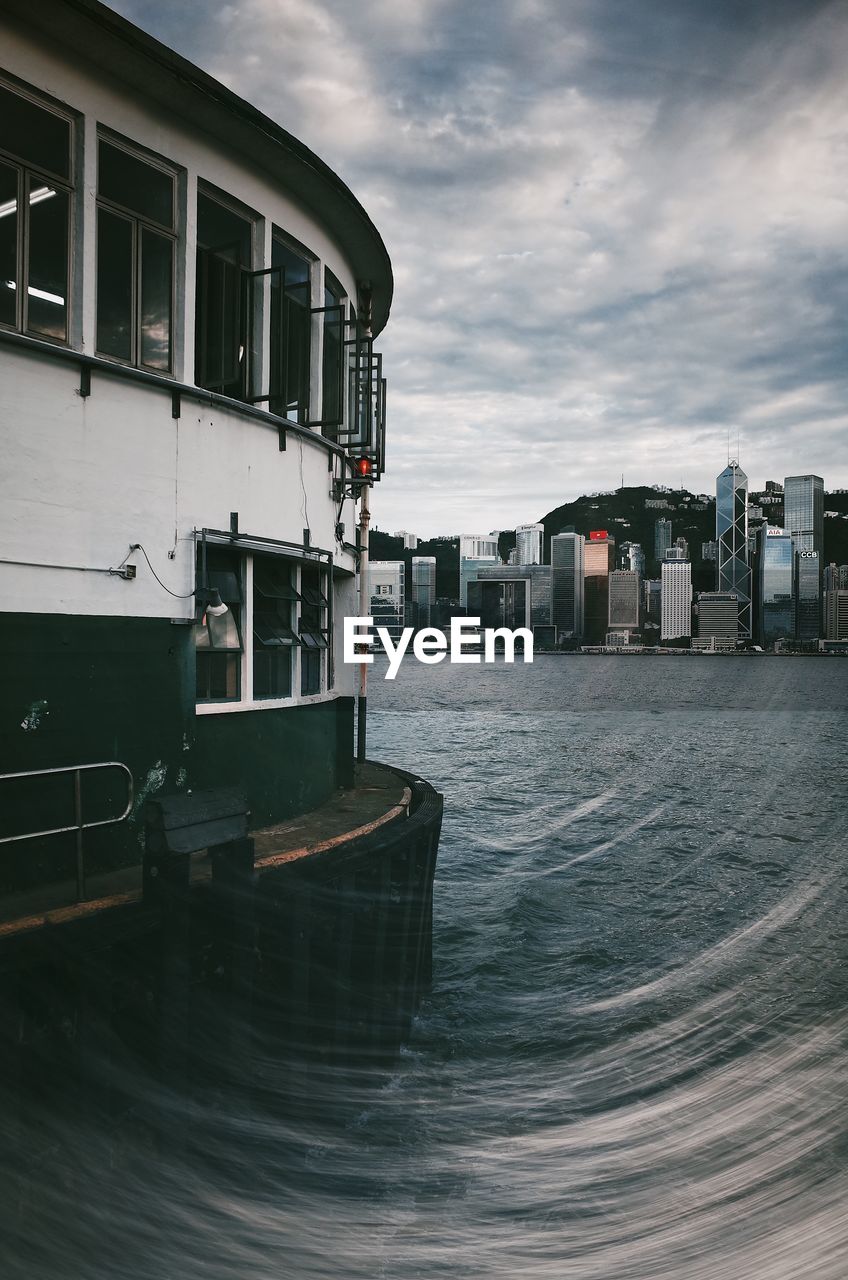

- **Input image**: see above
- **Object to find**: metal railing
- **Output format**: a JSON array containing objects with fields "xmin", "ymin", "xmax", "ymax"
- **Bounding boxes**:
[{"xmin": 0, "ymin": 762, "xmax": 134, "ymax": 902}]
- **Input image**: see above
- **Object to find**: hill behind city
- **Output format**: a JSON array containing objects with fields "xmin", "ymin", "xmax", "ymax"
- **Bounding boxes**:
[{"xmin": 370, "ymin": 484, "xmax": 848, "ymax": 599}]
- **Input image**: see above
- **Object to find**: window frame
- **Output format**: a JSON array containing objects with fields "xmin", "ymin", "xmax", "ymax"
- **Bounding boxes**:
[
  {"xmin": 314, "ymin": 267, "xmax": 348, "ymax": 438},
  {"xmin": 195, "ymin": 546, "xmax": 333, "ymax": 714},
  {"xmin": 298, "ymin": 561, "xmax": 329, "ymax": 696},
  {"xmin": 95, "ymin": 131, "xmax": 180, "ymax": 374},
  {"xmin": 0, "ymin": 77, "xmax": 75, "ymax": 345},
  {"xmin": 250, "ymin": 228, "xmax": 316, "ymax": 425},
  {"xmin": 194, "ymin": 182, "xmax": 259, "ymax": 401},
  {"xmin": 194, "ymin": 546, "xmax": 245, "ymax": 704},
  {"xmin": 252, "ymin": 554, "xmax": 300, "ymax": 702}
]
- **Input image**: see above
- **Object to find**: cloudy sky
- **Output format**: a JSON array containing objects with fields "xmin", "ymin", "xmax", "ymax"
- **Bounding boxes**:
[{"xmin": 113, "ymin": 0, "xmax": 848, "ymax": 536}]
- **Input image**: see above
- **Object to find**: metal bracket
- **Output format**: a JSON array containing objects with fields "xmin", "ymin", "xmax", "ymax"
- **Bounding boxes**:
[
  {"xmin": 79, "ymin": 365, "xmax": 91, "ymax": 398},
  {"xmin": 171, "ymin": 390, "xmax": 181, "ymax": 419},
  {"xmin": 278, "ymin": 425, "xmax": 286, "ymax": 451},
  {"xmin": 333, "ymin": 478, "xmax": 370, "ymax": 503}
]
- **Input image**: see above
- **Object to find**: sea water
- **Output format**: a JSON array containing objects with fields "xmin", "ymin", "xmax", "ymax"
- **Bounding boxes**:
[
  {"xmin": 357, "ymin": 656, "xmax": 848, "ymax": 1279},
  {"xmin": 6, "ymin": 657, "xmax": 848, "ymax": 1279}
]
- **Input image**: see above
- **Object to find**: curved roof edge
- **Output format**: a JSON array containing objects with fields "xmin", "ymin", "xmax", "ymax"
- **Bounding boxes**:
[{"xmin": 2, "ymin": 0, "xmax": 393, "ymax": 334}]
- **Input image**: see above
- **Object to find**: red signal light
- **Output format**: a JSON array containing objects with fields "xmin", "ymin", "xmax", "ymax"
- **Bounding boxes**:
[{"xmin": 354, "ymin": 456, "xmax": 372, "ymax": 478}]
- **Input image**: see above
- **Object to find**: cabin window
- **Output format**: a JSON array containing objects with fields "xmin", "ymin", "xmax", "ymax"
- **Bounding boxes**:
[
  {"xmin": 194, "ymin": 546, "xmax": 243, "ymax": 703},
  {"xmin": 0, "ymin": 82, "xmax": 73, "ymax": 342},
  {"xmin": 299, "ymin": 562, "xmax": 328, "ymax": 696},
  {"xmin": 196, "ymin": 548, "xmax": 331, "ymax": 708},
  {"xmin": 268, "ymin": 236, "xmax": 311, "ymax": 422},
  {"xmin": 252, "ymin": 556, "xmax": 298, "ymax": 699},
  {"xmin": 195, "ymin": 191, "xmax": 253, "ymax": 399},
  {"xmin": 96, "ymin": 137, "xmax": 177, "ymax": 372},
  {"xmin": 319, "ymin": 270, "xmax": 346, "ymax": 435}
]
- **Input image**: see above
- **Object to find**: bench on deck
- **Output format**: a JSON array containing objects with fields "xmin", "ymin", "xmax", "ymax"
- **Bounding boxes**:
[{"xmin": 143, "ymin": 787, "xmax": 254, "ymax": 902}]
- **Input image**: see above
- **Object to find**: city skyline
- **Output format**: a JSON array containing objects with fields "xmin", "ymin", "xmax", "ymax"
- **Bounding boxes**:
[
  {"xmin": 108, "ymin": 0, "xmax": 848, "ymax": 536},
  {"xmin": 366, "ymin": 454, "xmax": 848, "ymax": 649},
  {"xmin": 372, "ymin": 467, "xmax": 845, "ymax": 544}
]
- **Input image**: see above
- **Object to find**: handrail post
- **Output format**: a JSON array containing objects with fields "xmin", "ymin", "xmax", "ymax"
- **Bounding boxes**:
[
  {"xmin": 0, "ymin": 762, "xmax": 133, "ymax": 905},
  {"xmin": 74, "ymin": 768, "xmax": 86, "ymax": 901},
  {"xmin": 357, "ymin": 483, "xmax": 370, "ymax": 762}
]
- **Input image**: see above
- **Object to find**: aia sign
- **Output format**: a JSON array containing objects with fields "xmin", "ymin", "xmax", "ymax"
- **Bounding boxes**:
[{"xmin": 589, "ymin": 530, "xmax": 608, "ymax": 540}]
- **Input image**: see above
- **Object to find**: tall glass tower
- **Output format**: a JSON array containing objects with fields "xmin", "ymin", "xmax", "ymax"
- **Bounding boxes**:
[
  {"xmin": 784, "ymin": 475, "xmax": 824, "ymax": 638},
  {"xmin": 794, "ymin": 551, "xmax": 821, "ymax": 642},
  {"xmin": 716, "ymin": 461, "xmax": 751, "ymax": 639},
  {"xmin": 551, "ymin": 532, "xmax": 585, "ymax": 640},
  {"xmin": 654, "ymin": 518, "xmax": 672, "ymax": 562},
  {"xmin": 409, "ymin": 556, "xmax": 436, "ymax": 628},
  {"xmin": 784, "ymin": 475, "xmax": 824, "ymax": 557},
  {"xmin": 584, "ymin": 534, "xmax": 616, "ymax": 644},
  {"xmin": 515, "ymin": 524, "xmax": 544, "ymax": 566},
  {"xmin": 757, "ymin": 525, "xmax": 793, "ymax": 647}
]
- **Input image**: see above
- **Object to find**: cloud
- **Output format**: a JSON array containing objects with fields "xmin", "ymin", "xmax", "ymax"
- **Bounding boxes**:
[{"xmin": 110, "ymin": 0, "xmax": 848, "ymax": 534}]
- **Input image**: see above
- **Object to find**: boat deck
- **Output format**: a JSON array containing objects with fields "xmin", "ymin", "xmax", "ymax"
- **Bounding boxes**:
[{"xmin": 0, "ymin": 762, "xmax": 410, "ymax": 938}]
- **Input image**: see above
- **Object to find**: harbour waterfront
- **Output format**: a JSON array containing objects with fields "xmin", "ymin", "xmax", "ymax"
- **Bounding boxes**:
[
  {"xmin": 4, "ymin": 657, "xmax": 848, "ymax": 1278},
  {"xmin": 361, "ymin": 657, "xmax": 848, "ymax": 1279}
]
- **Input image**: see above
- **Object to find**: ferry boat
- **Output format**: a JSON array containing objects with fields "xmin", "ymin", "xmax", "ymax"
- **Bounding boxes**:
[{"xmin": 0, "ymin": 0, "xmax": 442, "ymax": 1065}]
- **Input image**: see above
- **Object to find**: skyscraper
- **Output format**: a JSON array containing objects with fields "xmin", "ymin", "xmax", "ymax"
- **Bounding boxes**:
[
  {"xmin": 477, "ymin": 564, "xmax": 552, "ymax": 628},
  {"xmin": 784, "ymin": 475, "xmax": 824, "ymax": 558},
  {"xmin": 716, "ymin": 461, "xmax": 751, "ymax": 639},
  {"xmin": 608, "ymin": 570, "xmax": 640, "ymax": 632},
  {"xmin": 661, "ymin": 558, "xmax": 692, "ymax": 641},
  {"xmin": 654, "ymin": 518, "xmax": 672, "ymax": 562},
  {"xmin": 459, "ymin": 534, "xmax": 499, "ymax": 560},
  {"xmin": 825, "ymin": 589, "xmax": 848, "ymax": 640},
  {"xmin": 460, "ymin": 557, "xmax": 498, "ymax": 607},
  {"xmin": 584, "ymin": 532, "xmax": 615, "ymax": 644},
  {"xmin": 466, "ymin": 579, "xmax": 530, "ymax": 631},
  {"xmin": 620, "ymin": 541, "xmax": 645, "ymax": 577},
  {"xmin": 368, "ymin": 561, "xmax": 406, "ymax": 645},
  {"xmin": 644, "ymin": 579, "xmax": 661, "ymax": 627},
  {"xmin": 550, "ymin": 532, "xmax": 585, "ymax": 641},
  {"xmin": 409, "ymin": 556, "xmax": 436, "ymax": 628},
  {"xmin": 794, "ymin": 551, "xmax": 820, "ymax": 642},
  {"xmin": 757, "ymin": 526, "xmax": 793, "ymax": 648},
  {"xmin": 823, "ymin": 563, "xmax": 848, "ymax": 593},
  {"xmin": 515, "ymin": 523, "xmax": 544, "ymax": 566},
  {"xmin": 784, "ymin": 474, "xmax": 824, "ymax": 640},
  {"xmin": 693, "ymin": 592, "xmax": 738, "ymax": 650}
]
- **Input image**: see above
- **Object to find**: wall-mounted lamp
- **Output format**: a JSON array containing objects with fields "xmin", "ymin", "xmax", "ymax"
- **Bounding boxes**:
[
  {"xmin": 195, "ymin": 583, "xmax": 238, "ymax": 651},
  {"xmin": 196, "ymin": 530, "xmax": 229, "ymax": 621},
  {"xmin": 195, "ymin": 586, "xmax": 228, "ymax": 617}
]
